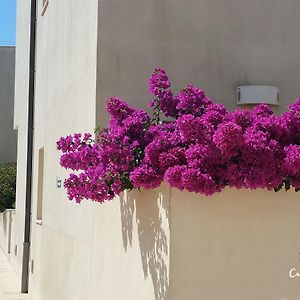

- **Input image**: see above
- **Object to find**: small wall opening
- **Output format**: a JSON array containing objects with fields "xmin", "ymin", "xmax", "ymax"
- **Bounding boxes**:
[{"xmin": 36, "ymin": 147, "xmax": 44, "ymax": 222}]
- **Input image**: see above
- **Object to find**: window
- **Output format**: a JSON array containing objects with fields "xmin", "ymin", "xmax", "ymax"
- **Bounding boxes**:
[{"xmin": 36, "ymin": 147, "xmax": 44, "ymax": 224}]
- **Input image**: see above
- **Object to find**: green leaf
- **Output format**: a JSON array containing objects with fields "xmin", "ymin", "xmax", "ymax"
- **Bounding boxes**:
[
  {"xmin": 285, "ymin": 180, "xmax": 291, "ymax": 191},
  {"xmin": 274, "ymin": 181, "xmax": 284, "ymax": 192},
  {"xmin": 94, "ymin": 125, "xmax": 101, "ymax": 134},
  {"xmin": 0, "ymin": 163, "xmax": 16, "ymax": 211}
]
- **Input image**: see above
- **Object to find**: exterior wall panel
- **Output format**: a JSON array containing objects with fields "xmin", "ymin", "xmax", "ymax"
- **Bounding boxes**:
[
  {"xmin": 12, "ymin": 1, "xmax": 300, "ymax": 299},
  {"xmin": 96, "ymin": 0, "xmax": 300, "ymax": 126},
  {"xmin": 0, "ymin": 46, "xmax": 16, "ymax": 164}
]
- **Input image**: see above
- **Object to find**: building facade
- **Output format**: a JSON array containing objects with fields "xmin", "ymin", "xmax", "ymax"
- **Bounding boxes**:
[
  {"xmin": 10, "ymin": 1, "xmax": 300, "ymax": 299},
  {"xmin": 0, "ymin": 46, "xmax": 17, "ymax": 164}
]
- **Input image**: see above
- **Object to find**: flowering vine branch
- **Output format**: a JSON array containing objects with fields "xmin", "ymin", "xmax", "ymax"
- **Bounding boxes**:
[{"xmin": 57, "ymin": 68, "xmax": 300, "ymax": 203}]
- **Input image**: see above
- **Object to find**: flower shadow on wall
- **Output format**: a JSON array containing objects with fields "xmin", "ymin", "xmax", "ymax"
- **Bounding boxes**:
[{"xmin": 120, "ymin": 185, "xmax": 170, "ymax": 300}]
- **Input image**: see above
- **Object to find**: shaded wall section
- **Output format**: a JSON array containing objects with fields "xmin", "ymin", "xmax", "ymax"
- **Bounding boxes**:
[
  {"xmin": 0, "ymin": 209, "xmax": 14, "ymax": 255},
  {"xmin": 90, "ymin": 184, "xmax": 171, "ymax": 300},
  {"xmin": 96, "ymin": 0, "xmax": 300, "ymax": 126},
  {"xmin": 11, "ymin": 0, "xmax": 31, "ymax": 276},
  {"xmin": 0, "ymin": 46, "xmax": 17, "ymax": 164}
]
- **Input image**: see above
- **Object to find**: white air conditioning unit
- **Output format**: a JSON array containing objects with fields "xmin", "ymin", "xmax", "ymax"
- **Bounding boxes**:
[{"xmin": 237, "ymin": 86, "xmax": 279, "ymax": 105}]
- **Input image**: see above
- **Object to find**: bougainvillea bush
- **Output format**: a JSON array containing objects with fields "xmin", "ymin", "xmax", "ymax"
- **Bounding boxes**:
[
  {"xmin": 0, "ymin": 163, "xmax": 17, "ymax": 212},
  {"xmin": 57, "ymin": 68, "xmax": 300, "ymax": 203}
]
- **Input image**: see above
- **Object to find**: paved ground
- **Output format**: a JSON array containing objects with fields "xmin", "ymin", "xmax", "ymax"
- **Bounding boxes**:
[{"xmin": 0, "ymin": 249, "xmax": 29, "ymax": 300}]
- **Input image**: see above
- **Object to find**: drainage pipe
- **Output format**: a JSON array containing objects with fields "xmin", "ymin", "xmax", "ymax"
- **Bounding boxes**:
[{"xmin": 21, "ymin": 0, "xmax": 37, "ymax": 293}]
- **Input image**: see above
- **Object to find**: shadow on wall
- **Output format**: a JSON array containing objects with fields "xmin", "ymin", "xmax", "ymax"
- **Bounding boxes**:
[
  {"xmin": 120, "ymin": 187, "xmax": 170, "ymax": 300},
  {"xmin": 1, "ymin": 210, "xmax": 7, "ymax": 235},
  {"xmin": 0, "ymin": 209, "xmax": 13, "ymax": 254}
]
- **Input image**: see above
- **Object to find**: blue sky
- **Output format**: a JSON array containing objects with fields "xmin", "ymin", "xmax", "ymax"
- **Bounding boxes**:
[{"xmin": 0, "ymin": 0, "xmax": 16, "ymax": 45}]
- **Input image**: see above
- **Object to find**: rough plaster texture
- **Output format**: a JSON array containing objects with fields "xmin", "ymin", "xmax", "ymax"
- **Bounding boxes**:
[
  {"xmin": 0, "ymin": 46, "xmax": 17, "ymax": 164},
  {"xmin": 12, "ymin": 0, "xmax": 300, "ymax": 299}
]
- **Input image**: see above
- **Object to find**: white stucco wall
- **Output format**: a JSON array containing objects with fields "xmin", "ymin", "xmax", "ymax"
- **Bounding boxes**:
[
  {"xmin": 0, "ymin": 46, "xmax": 17, "ymax": 164},
  {"xmin": 15, "ymin": 0, "xmax": 99, "ymax": 299},
  {"xmin": 96, "ymin": 0, "xmax": 300, "ymax": 126},
  {"xmin": 0, "ymin": 209, "xmax": 14, "ymax": 255},
  {"xmin": 12, "ymin": 1, "xmax": 300, "ymax": 300},
  {"xmin": 11, "ymin": 0, "xmax": 31, "ymax": 276},
  {"xmin": 13, "ymin": 0, "xmax": 99, "ymax": 288},
  {"xmin": 169, "ymin": 188, "xmax": 300, "ymax": 300}
]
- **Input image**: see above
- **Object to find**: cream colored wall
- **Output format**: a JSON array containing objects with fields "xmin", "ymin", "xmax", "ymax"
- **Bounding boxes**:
[
  {"xmin": 11, "ymin": 0, "xmax": 31, "ymax": 276},
  {"xmin": 10, "ymin": 124, "xmax": 29, "ymax": 276},
  {"xmin": 14, "ymin": 0, "xmax": 98, "ymax": 298},
  {"xmin": 0, "ymin": 46, "xmax": 17, "ymax": 164},
  {"xmin": 169, "ymin": 188, "xmax": 300, "ymax": 300},
  {"xmin": 0, "ymin": 209, "xmax": 14, "ymax": 255},
  {"xmin": 90, "ymin": 185, "xmax": 170, "ymax": 300},
  {"xmin": 96, "ymin": 1, "xmax": 300, "ymax": 297},
  {"xmin": 96, "ymin": 0, "xmax": 300, "ymax": 126},
  {"xmin": 12, "ymin": 0, "xmax": 300, "ymax": 300},
  {"xmin": 26, "ymin": 0, "xmax": 99, "ymax": 299}
]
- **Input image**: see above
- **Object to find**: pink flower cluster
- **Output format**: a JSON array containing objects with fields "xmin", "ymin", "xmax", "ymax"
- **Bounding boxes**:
[
  {"xmin": 57, "ymin": 98, "xmax": 150, "ymax": 203},
  {"xmin": 57, "ymin": 68, "xmax": 300, "ymax": 203}
]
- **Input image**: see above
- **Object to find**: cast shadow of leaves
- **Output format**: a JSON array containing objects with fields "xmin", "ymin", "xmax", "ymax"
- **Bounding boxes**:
[{"xmin": 120, "ymin": 187, "xmax": 170, "ymax": 300}]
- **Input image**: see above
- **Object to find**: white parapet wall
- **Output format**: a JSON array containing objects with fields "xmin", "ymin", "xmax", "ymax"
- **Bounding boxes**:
[
  {"xmin": 169, "ymin": 188, "xmax": 300, "ymax": 300},
  {"xmin": 0, "ymin": 209, "xmax": 15, "ymax": 255},
  {"xmin": 12, "ymin": 1, "xmax": 300, "ymax": 299},
  {"xmin": 25, "ymin": 185, "xmax": 300, "ymax": 300}
]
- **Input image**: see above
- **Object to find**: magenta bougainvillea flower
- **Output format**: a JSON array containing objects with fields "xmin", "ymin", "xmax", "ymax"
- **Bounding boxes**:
[{"xmin": 57, "ymin": 68, "xmax": 300, "ymax": 203}]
